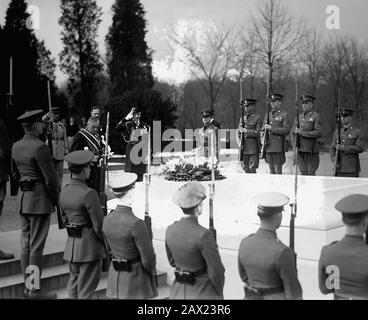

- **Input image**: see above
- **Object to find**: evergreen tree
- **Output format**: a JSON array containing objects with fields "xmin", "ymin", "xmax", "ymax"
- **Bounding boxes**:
[
  {"xmin": 59, "ymin": 0, "xmax": 103, "ymax": 118},
  {"xmin": 3, "ymin": 0, "xmax": 56, "ymax": 141},
  {"xmin": 106, "ymin": 0, "xmax": 154, "ymax": 95}
]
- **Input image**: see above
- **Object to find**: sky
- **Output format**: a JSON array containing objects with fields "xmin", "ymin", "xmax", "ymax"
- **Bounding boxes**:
[{"xmin": 1, "ymin": 0, "xmax": 367, "ymax": 85}]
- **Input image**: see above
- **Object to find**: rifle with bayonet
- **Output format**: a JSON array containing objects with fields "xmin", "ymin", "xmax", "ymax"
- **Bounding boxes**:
[
  {"xmin": 6, "ymin": 57, "xmax": 19, "ymax": 196},
  {"xmin": 260, "ymin": 75, "xmax": 271, "ymax": 159},
  {"xmin": 333, "ymin": 87, "xmax": 342, "ymax": 176},
  {"xmin": 290, "ymin": 78, "xmax": 299, "ymax": 271},
  {"xmin": 46, "ymin": 80, "xmax": 54, "ymax": 156},
  {"xmin": 239, "ymin": 77, "xmax": 245, "ymax": 162},
  {"xmin": 209, "ymin": 129, "xmax": 217, "ymax": 242},
  {"xmin": 100, "ymin": 112, "xmax": 110, "ymax": 216},
  {"xmin": 143, "ymin": 124, "xmax": 158, "ymax": 290}
]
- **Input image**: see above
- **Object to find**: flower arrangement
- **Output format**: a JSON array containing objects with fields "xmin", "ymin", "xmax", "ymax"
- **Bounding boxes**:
[{"xmin": 159, "ymin": 156, "xmax": 226, "ymax": 181}]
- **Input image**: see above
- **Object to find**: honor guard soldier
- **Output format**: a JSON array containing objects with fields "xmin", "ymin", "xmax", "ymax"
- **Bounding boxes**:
[
  {"xmin": 71, "ymin": 117, "xmax": 103, "ymax": 192},
  {"xmin": 330, "ymin": 108, "xmax": 364, "ymax": 177},
  {"xmin": 238, "ymin": 192, "xmax": 302, "ymax": 300},
  {"xmin": 237, "ymin": 99, "xmax": 262, "ymax": 173},
  {"xmin": 199, "ymin": 109, "xmax": 221, "ymax": 159},
  {"xmin": 292, "ymin": 94, "xmax": 322, "ymax": 175},
  {"xmin": 262, "ymin": 94, "xmax": 291, "ymax": 174},
  {"xmin": 103, "ymin": 172, "xmax": 158, "ymax": 299},
  {"xmin": 318, "ymin": 194, "xmax": 368, "ymax": 299},
  {"xmin": 42, "ymin": 107, "xmax": 69, "ymax": 188},
  {"xmin": 165, "ymin": 182, "xmax": 225, "ymax": 299},
  {"xmin": 60, "ymin": 150, "xmax": 106, "ymax": 299},
  {"xmin": 122, "ymin": 108, "xmax": 148, "ymax": 182},
  {"xmin": 12, "ymin": 110, "xmax": 59, "ymax": 299},
  {"xmin": 0, "ymin": 118, "xmax": 15, "ymax": 260}
]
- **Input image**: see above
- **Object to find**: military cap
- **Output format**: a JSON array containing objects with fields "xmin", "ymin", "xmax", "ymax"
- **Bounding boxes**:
[
  {"xmin": 335, "ymin": 194, "xmax": 368, "ymax": 217},
  {"xmin": 300, "ymin": 94, "xmax": 316, "ymax": 103},
  {"xmin": 242, "ymin": 98, "xmax": 257, "ymax": 107},
  {"xmin": 173, "ymin": 182, "xmax": 207, "ymax": 210},
  {"xmin": 65, "ymin": 150, "xmax": 94, "ymax": 170},
  {"xmin": 270, "ymin": 93, "xmax": 283, "ymax": 102},
  {"xmin": 17, "ymin": 109, "xmax": 45, "ymax": 123},
  {"xmin": 90, "ymin": 105, "xmax": 101, "ymax": 111},
  {"xmin": 339, "ymin": 107, "xmax": 354, "ymax": 116},
  {"xmin": 201, "ymin": 109, "xmax": 215, "ymax": 117},
  {"xmin": 253, "ymin": 192, "xmax": 289, "ymax": 216},
  {"xmin": 108, "ymin": 172, "xmax": 138, "ymax": 193}
]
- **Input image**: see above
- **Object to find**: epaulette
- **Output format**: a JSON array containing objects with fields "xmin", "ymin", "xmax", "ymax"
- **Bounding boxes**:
[
  {"xmin": 327, "ymin": 240, "xmax": 338, "ymax": 246},
  {"xmin": 246, "ymin": 233, "xmax": 255, "ymax": 238}
]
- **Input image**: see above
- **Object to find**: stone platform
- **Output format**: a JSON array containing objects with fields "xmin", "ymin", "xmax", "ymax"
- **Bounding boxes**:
[{"xmin": 107, "ymin": 171, "xmax": 368, "ymax": 299}]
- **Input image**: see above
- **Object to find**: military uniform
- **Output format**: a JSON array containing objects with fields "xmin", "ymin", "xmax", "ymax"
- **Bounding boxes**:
[
  {"xmin": 238, "ymin": 192, "xmax": 302, "ymax": 300},
  {"xmin": 60, "ymin": 150, "xmax": 106, "ymax": 299},
  {"xmin": 330, "ymin": 108, "xmax": 364, "ymax": 177},
  {"xmin": 12, "ymin": 110, "xmax": 59, "ymax": 298},
  {"xmin": 165, "ymin": 182, "xmax": 225, "ymax": 299},
  {"xmin": 319, "ymin": 194, "xmax": 368, "ymax": 299},
  {"xmin": 0, "ymin": 118, "xmax": 15, "ymax": 260},
  {"xmin": 238, "ymin": 99, "xmax": 262, "ymax": 173},
  {"xmin": 198, "ymin": 109, "xmax": 221, "ymax": 159},
  {"xmin": 291, "ymin": 95, "xmax": 322, "ymax": 175},
  {"xmin": 71, "ymin": 127, "xmax": 102, "ymax": 192},
  {"xmin": 103, "ymin": 173, "xmax": 158, "ymax": 299},
  {"xmin": 262, "ymin": 94, "xmax": 291, "ymax": 174}
]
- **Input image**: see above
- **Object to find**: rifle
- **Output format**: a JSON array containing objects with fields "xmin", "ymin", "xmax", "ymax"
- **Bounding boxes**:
[
  {"xmin": 144, "ymin": 124, "xmax": 153, "ymax": 239},
  {"xmin": 239, "ymin": 77, "xmax": 245, "ymax": 162},
  {"xmin": 143, "ymin": 125, "xmax": 158, "ymax": 289},
  {"xmin": 333, "ymin": 87, "xmax": 342, "ymax": 176},
  {"xmin": 209, "ymin": 129, "xmax": 217, "ymax": 242},
  {"xmin": 46, "ymin": 80, "xmax": 54, "ymax": 156},
  {"xmin": 290, "ymin": 78, "xmax": 299, "ymax": 271},
  {"xmin": 6, "ymin": 57, "xmax": 19, "ymax": 196},
  {"xmin": 100, "ymin": 112, "xmax": 110, "ymax": 216},
  {"xmin": 260, "ymin": 74, "xmax": 271, "ymax": 159}
]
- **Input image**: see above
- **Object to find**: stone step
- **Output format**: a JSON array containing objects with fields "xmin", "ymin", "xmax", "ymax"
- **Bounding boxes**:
[
  {"xmin": 0, "ymin": 251, "xmax": 65, "ymax": 278},
  {"xmin": 0, "ymin": 261, "xmax": 168, "ymax": 299},
  {"xmin": 55, "ymin": 271, "xmax": 169, "ymax": 299}
]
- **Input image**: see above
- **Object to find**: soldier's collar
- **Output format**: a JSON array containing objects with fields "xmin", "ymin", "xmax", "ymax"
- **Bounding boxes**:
[
  {"xmin": 257, "ymin": 228, "xmax": 277, "ymax": 238},
  {"xmin": 271, "ymin": 108, "xmax": 280, "ymax": 114},
  {"xmin": 342, "ymin": 234, "xmax": 364, "ymax": 244},
  {"xmin": 303, "ymin": 110, "xmax": 313, "ymax": 116},
  {"xmin": 70, "ymin": 177, "xmax": 87, "ymax": 184}
]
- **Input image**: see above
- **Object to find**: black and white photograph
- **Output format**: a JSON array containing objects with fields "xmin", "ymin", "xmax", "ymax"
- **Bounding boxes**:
[{"xmin": 0, "ymin": 0, "xmax": 368, "ymax": 310}]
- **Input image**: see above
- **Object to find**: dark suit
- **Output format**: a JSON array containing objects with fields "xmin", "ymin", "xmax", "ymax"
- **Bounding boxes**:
[
  {"xmin": 319, "ymin": 235, "xmax": 368, "ymax": 299},
  {"xmin": 12, "ymin": 133, "xmax": 59, "ymax": 284},
  {"xmin": 60, "ymin": 178, "xmax": 106, "ymax": 299},
  {"xmin": 70, "ymin": 129, "xmax": 102, "ymax": 192},
  {"xmin": 103, "ymin": 205, "xmax": 158, "ymax": 299},
  {"xmin": 238, "ymin": 228, "xmax": 302, "ymax": 300},
  {"xmin": 238, "ymin": 111, "xmax": 262, "ymax": 173},
  {"xmin": 330, "ymin": 126, "xmax": 364, "ymax": 177},
  {"xmin": 165, "ymin": 216, "xmax": 225, "ymax": 299},
  {"xmin": 123, "ymin": 121, "xmax": 148, "ymax": 182},
  {"xmin": 261, "ymin": 109, "xmax": 291, "ymax": 174},
  {"xmin": 291, "ymin": 111, "xmax": 322, "ymax": 175}
]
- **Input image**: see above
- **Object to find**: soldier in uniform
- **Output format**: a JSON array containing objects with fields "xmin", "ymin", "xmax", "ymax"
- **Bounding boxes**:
[
  {"xmin": 122, "ymin": 108, "xmax": 148, "ymax": 182},
  {"xmin": 0, "ymin": 118, "xmax": 15, "ymax": 260},
  {"xmin": 198, "ymin": 109, "xmax": 221, "ymax": 159},
  {"xmin": 237, "ymin": 98, "xmax": 262, "ymax": 173},
  {"xmin": 165, "ymin": 182, "xmax": 225, "ymax": 299},
  {"xmin": 262, "ymin": 94, "xmax": 291, "ymax": 174},
  {"xmin": 238, "ymin": 192, "xmax": 302, "ymax": 300},
  {"xmin": 103, "ymin": 172, "xmax": 158, "ymax": 299},
  {"xmin": 291, "ymin": 94, "xmax": 322, "ymax": 175},
  {"xmin": 42, "ymin": 107, "xmax": 69, "ymax": 188},
  {"xmin": 12, "ymin": 110, "xmax": 59, "ymax": 299},
  {"xmin": 71, "ymin": 117, "xmax": 103, "ymax": 192},
  {"xmin": 60, "ymin": 150, "xmax": 106, "ymax": 299},
  {"xmin": 318, "ymin": 194, "xmax": 368, "ymax": 299},
  {"xmin": 330, "ymin": 108, "xmax": 364, "ymax": 177}
]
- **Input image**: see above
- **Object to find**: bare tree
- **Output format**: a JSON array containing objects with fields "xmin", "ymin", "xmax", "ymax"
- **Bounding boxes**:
[
  {"xmin": 251, "ymin": 0, "xmax": 305, "ymax": 91},
  {"xmin": 297, "ymin": 28, "xmax": 324, "ymax": 96},
  {"xmin": 166, "ymin": 21, "xmax": 238, "ymax": 110},
  {"xmin": 342, "ymin": 37, "xmax": 368, "ymax": 123}
]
